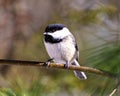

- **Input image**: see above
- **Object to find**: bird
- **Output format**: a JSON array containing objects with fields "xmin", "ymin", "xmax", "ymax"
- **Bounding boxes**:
[{"xmin": 43, "ymin": 23, "xmax": 87, "ymax": 80}]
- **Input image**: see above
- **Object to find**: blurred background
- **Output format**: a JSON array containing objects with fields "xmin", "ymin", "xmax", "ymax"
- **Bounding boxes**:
[{"xmin": 0, "ymin": 0, "xmax": 120, "ymax": 96}]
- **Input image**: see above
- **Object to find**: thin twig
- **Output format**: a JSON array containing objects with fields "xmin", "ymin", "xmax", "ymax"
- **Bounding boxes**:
[
  {"xmin": 109, "ymin": 88, "xmax": 117, "ymax": 96},
  {"xmin": 109, "ymin": 78, "xmax": 120, "ymax": 96},
  {"xmin": 0, "ymin": 59, "xmax": 117, "ymax": 78}
]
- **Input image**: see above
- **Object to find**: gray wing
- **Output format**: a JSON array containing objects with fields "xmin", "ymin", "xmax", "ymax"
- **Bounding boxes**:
[
  {"xmin": 75, "ymin": 43, "xmax": 79, "ymax": 61},
  {"xmin": 70, "ymin": 35, "xmax": 87, "ymax": 80},
  {"xmin": 70, "ymin": 34, "xmax": 79, "ymax": 61}
]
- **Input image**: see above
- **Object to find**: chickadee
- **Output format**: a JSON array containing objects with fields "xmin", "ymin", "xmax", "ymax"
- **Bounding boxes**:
[{"xmin": 43, "ymin": 24, "xmax": 87, "ymax": 80}]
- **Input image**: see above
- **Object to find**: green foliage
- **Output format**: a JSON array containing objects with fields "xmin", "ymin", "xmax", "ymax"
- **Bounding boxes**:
[
  {"xmin": 84, "ymin": 43, "xmax": 120, "ymax": 74},
  {"xmin": 65, "ymin": 4, "xmax": 117, "ymax": 25},
  {"xmin": 0, "ymin": 88, "xmax": 16, "ymax": 96}
]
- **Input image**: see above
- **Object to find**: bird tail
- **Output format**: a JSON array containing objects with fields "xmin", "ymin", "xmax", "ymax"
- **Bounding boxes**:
[{"xmin": 72, "ymin": 60, "xmax": 87, "ymax": 80}]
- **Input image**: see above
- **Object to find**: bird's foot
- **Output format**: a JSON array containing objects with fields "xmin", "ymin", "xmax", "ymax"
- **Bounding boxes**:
[
  {"xmin": 44, "ymin": 58, "xmax": 54, "ymax": 67},
  {"xmin": 64, "ymin": 63, "xmax": 69, "ymax": 69}
]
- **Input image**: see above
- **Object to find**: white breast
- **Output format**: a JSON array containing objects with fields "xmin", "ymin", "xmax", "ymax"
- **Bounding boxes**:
[
  {"xmin": 44, "ymin": 35, "xmax": 76, "ymax": 64},
  {"xmin": 44, "ymin": 42, "xmax": 66, "ymax": 64}
]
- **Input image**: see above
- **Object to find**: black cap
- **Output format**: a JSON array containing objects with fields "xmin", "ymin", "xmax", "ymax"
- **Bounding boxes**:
[{"xmin": 45, "ymin": 24, "xmax": 66, "ymax": 33}]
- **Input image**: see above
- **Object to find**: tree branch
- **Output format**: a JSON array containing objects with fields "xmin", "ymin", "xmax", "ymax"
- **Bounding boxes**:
[{"xmin": 0, "ymin": 59, "xmax": 117, "ymax": 78}]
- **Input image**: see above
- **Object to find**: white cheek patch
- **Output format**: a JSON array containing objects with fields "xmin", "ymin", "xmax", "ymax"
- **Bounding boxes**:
[{"xmin": 47, "ymin": 28, "xmax": 71, "ymax": 39}]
